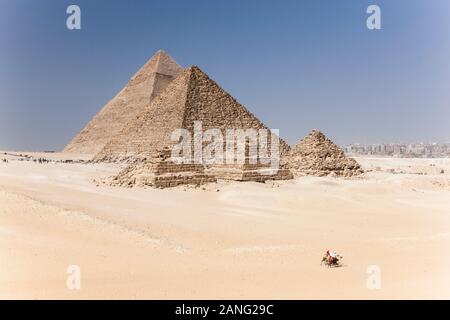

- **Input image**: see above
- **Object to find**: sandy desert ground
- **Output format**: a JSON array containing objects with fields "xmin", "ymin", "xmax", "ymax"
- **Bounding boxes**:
[{"xmin": 1, "ymin": 151, "xmax": 450, "ymax": 299}]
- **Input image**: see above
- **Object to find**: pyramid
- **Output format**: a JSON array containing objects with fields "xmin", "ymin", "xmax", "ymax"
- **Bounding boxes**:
[
  {"xmin": 95, "ymin": 65, "xmax": 293, "ymax": 183},
  {"xmin": 289, "ymin": 129, "xmax": 363, "ymax": 177},
  {"xmin": 63, "ymin": 50, "xmax": 183, "ymax": 154},
  {"xmin": 95, "ymin": 65, "xmax": 291, "ymax": 160}
]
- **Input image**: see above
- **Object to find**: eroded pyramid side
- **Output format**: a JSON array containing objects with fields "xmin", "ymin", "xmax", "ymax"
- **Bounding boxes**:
[
  {"xmin": 181, "ymin": 66, "xmax": 291, "ymax": 155},
  {"xmin": 63, "ymin": 50, "xmax": 183, "ymax": 154}
]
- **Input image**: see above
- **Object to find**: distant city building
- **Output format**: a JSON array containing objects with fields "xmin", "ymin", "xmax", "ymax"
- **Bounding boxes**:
[{"xmin": 344, "ymin": 143, "xmax": 450, "ymax": 158}]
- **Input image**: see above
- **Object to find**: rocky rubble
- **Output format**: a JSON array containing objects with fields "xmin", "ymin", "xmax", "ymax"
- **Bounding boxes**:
[{"xmin": 109, "ymin": 148, "xmax": 216, "ymax": 188}]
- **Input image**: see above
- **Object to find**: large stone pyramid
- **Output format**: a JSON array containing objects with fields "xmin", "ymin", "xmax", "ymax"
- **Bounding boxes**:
[
  {"xmin": 95, "ymin": 65, "xmax": 291, "ymax": 162},
  {"xmin": 63, "ymin": 50, "xmax": 183, "ymax": 154},
  {"xmin": 95, "ymin": 65, "xmax": 293, "ymax": 184},
  {"xmin": 289, "ymin": 130, "xmax": 363, "ymax": 177}
]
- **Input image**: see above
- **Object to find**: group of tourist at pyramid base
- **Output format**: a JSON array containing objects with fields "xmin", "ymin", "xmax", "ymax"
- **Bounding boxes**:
[{"xmin": 64, "ymin": 49, "xmax": 363, "ymax": 189}]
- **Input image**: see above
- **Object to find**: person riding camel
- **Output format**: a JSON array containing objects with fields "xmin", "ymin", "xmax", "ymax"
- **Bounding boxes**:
[
  {"xmin": 329, "ymin": 251, "xmax": 339, "ymax": 264},
  {"xmin": 322, "ymin": 249, "xmax": 342, "ymax": 267}
]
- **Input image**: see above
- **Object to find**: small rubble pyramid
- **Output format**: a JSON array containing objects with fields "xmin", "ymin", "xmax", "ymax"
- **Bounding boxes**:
[
  {"xmin": 63, "ymin": 50, "xmax": 183, "ymax": 154},
  {"xmin": 96, "ymin": 65, "xmax": 293, "ymax": 184},
  {"xmin": 289, "ymin": 130, "xmax": 363, "ymax": 177},
  {"xmin": 110, "ymin": 147, "xmax": 217, "ymax": 188}
]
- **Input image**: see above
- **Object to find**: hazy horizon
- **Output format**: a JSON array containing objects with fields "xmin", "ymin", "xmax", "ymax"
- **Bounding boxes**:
[{"xmin": 1, "ymin": 0, "xmax": 449, "ymax": 151}]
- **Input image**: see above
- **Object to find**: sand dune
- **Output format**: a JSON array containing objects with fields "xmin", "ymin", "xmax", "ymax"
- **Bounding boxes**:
[{"xmin": 0, "ymin": 153, "xmax": 449, "ymax": 299}]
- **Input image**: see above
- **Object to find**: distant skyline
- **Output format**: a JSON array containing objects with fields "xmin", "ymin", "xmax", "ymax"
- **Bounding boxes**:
[{"xmin": 1, "ymin": 0, "xmax": 449, "ymax": 151}]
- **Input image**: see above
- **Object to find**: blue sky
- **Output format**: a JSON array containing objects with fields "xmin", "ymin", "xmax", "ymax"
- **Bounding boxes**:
[{"xmin": 0, "ymin": 0, "xmax": 449, "ymax": 151}]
